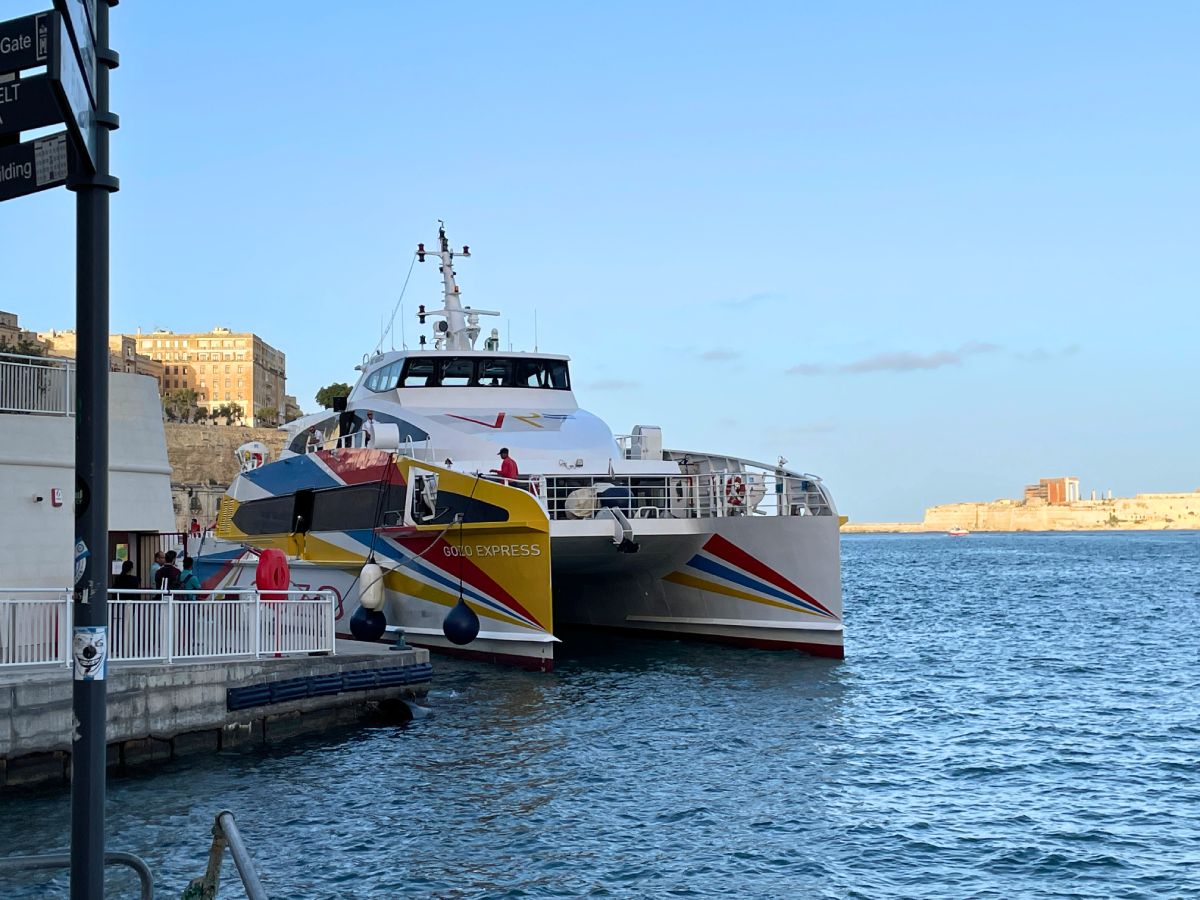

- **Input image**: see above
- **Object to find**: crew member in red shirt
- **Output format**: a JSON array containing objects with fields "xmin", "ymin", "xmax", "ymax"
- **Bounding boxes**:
[{"xmin": 491, "ymin": 447, "xmax": 519, "ymax": 483}]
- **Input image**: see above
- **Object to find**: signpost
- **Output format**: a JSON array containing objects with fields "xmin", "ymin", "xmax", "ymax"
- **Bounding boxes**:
[
  {"xmin": 0, "ymin": 2, "xmax": 116, "ymax": 896},
  {"xmin": 51, "ymin": 12, "xmax": 95, "ymax": 171},
  {"xmin": 0, "ymin": 130, "xmax": 71, "ymax": 201},
  {"xmin": 0, "ymin": 11, "xmax": 51, "ymax": 72},
  {"xmin": 53, "ymin": 0, "xmax": 95, "ymax": 106}
]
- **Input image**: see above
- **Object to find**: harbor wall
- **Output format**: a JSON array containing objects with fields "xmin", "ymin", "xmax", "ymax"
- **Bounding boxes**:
[
  {"xmin": 0, "ymin": 647, "xmax": 431, "ymax": 789},
  {"xmin": 842, "ymin": 490, "xmax": 1200, "ymax": 533},
  {"xmin": 165, "ymin": 423, "xmax": 290, "ymax": 531}
]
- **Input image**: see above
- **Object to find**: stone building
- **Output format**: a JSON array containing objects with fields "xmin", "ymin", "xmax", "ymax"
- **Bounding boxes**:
[
  {"xmin": 1, "ymin": 310, "xmax": 49, "ymax": 353},
  {"xmin": 133, "ymin": 327, "xmax": 287, "ymax": 427},
  {"xmin": 1023, "ymin": 476, "xmax": 1081, "ymax": 505},
  {"xmin": 38, "ymin": 329, "xmax": 164, "ymax": 388}
]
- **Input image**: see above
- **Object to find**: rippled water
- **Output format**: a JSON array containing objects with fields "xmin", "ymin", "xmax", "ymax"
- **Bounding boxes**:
[{"xmin": 2, "ymin": 532, "xmax": 1199, "ymax": 898}]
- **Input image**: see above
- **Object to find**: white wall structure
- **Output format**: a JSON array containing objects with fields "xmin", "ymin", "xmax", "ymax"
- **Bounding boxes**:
[{"xmin": 0, "ymin": 371, "xmax": 174, "ymax": 589}]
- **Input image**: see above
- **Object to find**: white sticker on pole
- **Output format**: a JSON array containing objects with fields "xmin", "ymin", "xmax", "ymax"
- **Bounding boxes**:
[
  {"xmin": 73, "ymin": 538, "xmax": 90, "ymax": 585},
  {"xmin": 73, "ymin": 626, "xmax": 107, "ymax": 681}
]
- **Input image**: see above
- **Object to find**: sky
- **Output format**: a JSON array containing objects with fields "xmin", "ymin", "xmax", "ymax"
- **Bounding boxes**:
[{"xmin": 2, "ymin": 1, "xmax": 1197, "ymax": 521}]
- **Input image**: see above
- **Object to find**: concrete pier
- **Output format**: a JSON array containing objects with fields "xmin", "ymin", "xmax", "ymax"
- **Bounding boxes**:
[{"xmin": 0, "ymin": 641, "xmax": 430, "ymax": 789}]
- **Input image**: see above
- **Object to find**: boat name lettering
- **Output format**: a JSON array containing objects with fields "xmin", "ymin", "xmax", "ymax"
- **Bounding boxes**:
[{"xmin": 443, "ymin": 544, "xmax": 542, "ymax": 558}]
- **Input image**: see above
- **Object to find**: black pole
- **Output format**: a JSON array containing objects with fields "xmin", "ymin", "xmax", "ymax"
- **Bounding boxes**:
[{"xmin": 71, "ymin": 3, "xmax": 119, "ymax": 897}]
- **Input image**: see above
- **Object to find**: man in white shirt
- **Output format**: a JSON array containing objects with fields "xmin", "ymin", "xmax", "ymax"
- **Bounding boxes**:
[{"xmin": 363, "ymin": 410, "xmax": 376, "ymax": 447}]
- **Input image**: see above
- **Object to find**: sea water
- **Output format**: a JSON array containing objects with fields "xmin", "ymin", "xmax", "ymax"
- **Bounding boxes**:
[{"xmin": 0, "ymin": 532, "xmax": 1197, "ymax": 898}]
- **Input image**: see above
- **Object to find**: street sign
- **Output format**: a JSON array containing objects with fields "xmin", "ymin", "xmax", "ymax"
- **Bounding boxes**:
[
  {"xmin": 53, "ymin": 0, "xmax": 95, "ymax": 109},
  {"xmin": 0, "ymin": 11, "xmax": 52, "ymax": 74},
  {"xmin": 50, "ymin": 13, "xmax": 95, "ymax": 171},
  {"xmin": 0, "ymin": 73, "xmax": 64, "ymax": 134},
  {"xmin": 54, "ymin": 0, "xmax": 94, "ymax": 45},
  {"xmin": 0, "ymin": 129, "xmax": 71, "ymax": 201}
]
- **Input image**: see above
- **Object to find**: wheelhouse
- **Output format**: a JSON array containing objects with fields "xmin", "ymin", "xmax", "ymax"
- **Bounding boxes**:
[{"xmin": 363, "ymin": 354, "xmax": 571, "ymax": 392}]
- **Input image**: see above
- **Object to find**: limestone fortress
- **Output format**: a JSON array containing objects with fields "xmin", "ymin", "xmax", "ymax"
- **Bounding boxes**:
[{"xmin": 843, "ymin": 476, "xmax": 1200, "ymax": 533}]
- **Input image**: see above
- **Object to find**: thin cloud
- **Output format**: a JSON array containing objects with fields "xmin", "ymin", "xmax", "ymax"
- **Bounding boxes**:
[
  {"xmin": 1015, "ymin": 344, "xmax": 1080, "ymax": 363},
  {"xmin": 720, "ymin": 291, "xmax": 783, "ymax": 310},
  {"xmin": 788, "ymin": 342, "xmax": 1000, "ymax": 376},
  {"xmin": 586, "ymin": 379, "xmax": 640, "ymax": 391},
  {"xmin": 699, "ymin": 349, "xmax": 741, "ymax": 362}
]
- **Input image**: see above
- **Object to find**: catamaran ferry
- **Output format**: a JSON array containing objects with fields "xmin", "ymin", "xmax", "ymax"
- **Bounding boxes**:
[{"xmin": 197, "ymin": 226, "xmax": 843, "ymax": 670}]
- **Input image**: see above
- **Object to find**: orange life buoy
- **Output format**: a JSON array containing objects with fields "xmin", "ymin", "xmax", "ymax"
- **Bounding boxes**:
[
  {"xmin": 255, "ymin": 548, "xmax": 290, "ymax": 601},
  {"xmin": 725, "ymin": 475, "xmax": 746, "ymax": 507}
]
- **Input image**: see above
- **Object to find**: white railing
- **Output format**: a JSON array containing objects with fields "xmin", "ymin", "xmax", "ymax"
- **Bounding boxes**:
[
  {"xmin": 0, "ymin": 590, "xmax": 72, "ymax": 668},
  {"xmin": 0, "ymin": 352, "xmax": 75, "ymax": 416},
  {"xmin": 109, "ymin": 589, "xmax": 336, "ymax": 663},
  {"xmin": 481, "ymin": 470, "xmax": 834, "ymax": 521},
  {"xmin": 0, "ymin": 589, "xmax": 336, "ymax": 669}
]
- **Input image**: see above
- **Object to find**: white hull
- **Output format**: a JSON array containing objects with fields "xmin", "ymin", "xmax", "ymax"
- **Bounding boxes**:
[{"xmin": 550, "ymin": 514, "xmax": 843, "ymax": 658}]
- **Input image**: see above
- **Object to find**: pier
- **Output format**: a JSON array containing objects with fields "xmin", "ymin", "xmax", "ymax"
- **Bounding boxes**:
[{"xmin": 0, "ymin": 588, "xmax": 431, "ymax": 789}]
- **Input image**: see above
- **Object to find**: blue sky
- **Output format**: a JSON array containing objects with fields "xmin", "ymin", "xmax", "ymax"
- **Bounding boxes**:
[{"xmin": 2, "ymin": 2, "xmax": 1197, "ymax": 521}]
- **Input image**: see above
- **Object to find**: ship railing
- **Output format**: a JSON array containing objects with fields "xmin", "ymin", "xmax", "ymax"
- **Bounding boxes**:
[
  {"xmin": 314, "ymin": 430, "xmax": 436, "ymax": 462},
  {"xmin": 0, "ymin": 588, "xmax": 336, "ymax": 669},
  {"xmin": 0, "ymin": 352, "xmax": 75, "ymax": 417},
  {"xmin": 478, "ymin": 471, "xmax": 834, "ymax": 521}
]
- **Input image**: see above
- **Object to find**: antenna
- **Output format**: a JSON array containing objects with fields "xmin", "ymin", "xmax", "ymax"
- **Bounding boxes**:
[
  {"xmin": 534, "ymin": 309, "xmax": 538, "ymax": 352},
  {"xmin": 507, "ymin": 319, "xmax": 512, "ymax": 351},
  {"xmin": 399, "ymin": 302, "xmax": 406, "ymax": 350}
]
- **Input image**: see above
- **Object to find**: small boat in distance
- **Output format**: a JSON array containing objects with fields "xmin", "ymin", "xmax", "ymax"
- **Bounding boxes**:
[{"xmin": 947, "ymin": 527, "xmax": 970, "ymax": 537}]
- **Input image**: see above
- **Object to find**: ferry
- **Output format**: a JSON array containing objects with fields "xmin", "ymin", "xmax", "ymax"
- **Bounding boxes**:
[{"xmin": 196, "ymin": 226, "xmax": 844, "ymax": 670}]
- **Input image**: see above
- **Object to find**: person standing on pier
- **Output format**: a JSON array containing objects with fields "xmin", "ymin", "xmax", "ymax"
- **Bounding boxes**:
[
  {"xmin": 150, "ymin": 550, "xmax": 165, "ymax": 584},
  {"xmin": 155, "ymin": 550, "xmax": 181, "ymax": 592}
]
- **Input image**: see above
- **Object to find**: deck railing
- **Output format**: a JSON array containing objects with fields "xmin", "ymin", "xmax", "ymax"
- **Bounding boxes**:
[
  {"xmin": 0, "ymin": 588, "xmax": 336, "ymax": 669},
  {"xmin": 0, "ymin": 352, "xmax": 75, "ymax": 416},
  {"xmin": 482, "ymin": 470, "xmax": 834, "ymax": 521}
]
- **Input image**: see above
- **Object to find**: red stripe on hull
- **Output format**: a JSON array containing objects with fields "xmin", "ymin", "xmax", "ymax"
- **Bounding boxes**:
[
  {"xmin": 702, "ymin": 533, "xmax": 836, "ymax": 618},
  {"xmin": 316, "ymin": 449, "xmax": 401, "ymax": 486}
]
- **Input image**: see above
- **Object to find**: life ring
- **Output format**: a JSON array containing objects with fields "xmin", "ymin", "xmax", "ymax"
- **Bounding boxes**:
[{"xmin": 725, "ymin": 475, "xmax": 747, "ymax": 507}]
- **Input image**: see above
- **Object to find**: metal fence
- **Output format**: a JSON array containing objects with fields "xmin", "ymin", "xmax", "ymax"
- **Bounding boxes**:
[
  {"xmin": 0, "ymin": 352, "xmax": 75, "ymax": 416},
  {"xmin": 0, "ymin": 589, "xmax": 337, "ymax": 669},
  {"xmin": 0, "ymin": 590, "xmax": 72, "ymax": 668}
]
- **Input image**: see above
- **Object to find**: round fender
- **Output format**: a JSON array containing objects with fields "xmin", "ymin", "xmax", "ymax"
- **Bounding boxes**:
[{"xmin": 350, "ymin": 607, "xmax": 387, "ymax": 642}]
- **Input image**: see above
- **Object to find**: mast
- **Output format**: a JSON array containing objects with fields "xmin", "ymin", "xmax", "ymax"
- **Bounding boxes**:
[{"xmin": 416, "ymin": 222, "xmax": 499, "ymax": 351}]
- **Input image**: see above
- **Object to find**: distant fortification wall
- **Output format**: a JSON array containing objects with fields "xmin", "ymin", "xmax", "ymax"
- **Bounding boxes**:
[
  {"xmin": 164, "ymin": 424, "xmax": 291, "ymax": 531},
  {"xmin": 165, "ymin": 423, "xmax": 290, "ymax": 486},
  {"xmin": 843, "ymin": 490, "xmax": 1200, "ymax": 533},
  {"xmin": 923, "ymin": 492, "xmax": 1200, "ymax": 532}
]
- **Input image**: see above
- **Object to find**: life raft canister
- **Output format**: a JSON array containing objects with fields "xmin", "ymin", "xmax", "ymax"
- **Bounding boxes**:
[
  {"xmin": 725, "ymin": 474, "xmax": 747, "ymax": 507},
  {"xmin": 255, "ymin": 548, "xmax": 290, "ymax": 601}
]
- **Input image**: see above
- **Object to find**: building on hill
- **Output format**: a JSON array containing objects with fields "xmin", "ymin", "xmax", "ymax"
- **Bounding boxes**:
[
  {"xmin": 1023, "ymin": 476, "xmax": 1080, "ymax": 505},
  {"xmin": 132, "ymin": 327, "xmax": 287, "ymax": 427},
  {"xmin": 38, "ymin": 330, "xmax": 165, "ymax": 388},
  {"xmin": 1, "ymin": 310, "xmax": 49, "ymax": 353}
]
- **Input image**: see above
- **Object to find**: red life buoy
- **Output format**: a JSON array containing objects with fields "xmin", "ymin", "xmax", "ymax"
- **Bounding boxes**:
[
  {"xmin": 255, "ymin": 548, "xmax": 290, "ymax": 601},
  {"xmin": 725, "ymin": 475, "xmax": 747, "ymax": 507}
]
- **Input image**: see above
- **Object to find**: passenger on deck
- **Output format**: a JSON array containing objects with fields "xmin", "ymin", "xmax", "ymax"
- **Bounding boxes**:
[
  {"xmin": 307, "ymin": 425, "xmax": 324, "ymax": 452},
  {"xmin": 363, "ymin": 410, "xmax": 376, "ymax": 447},
  {"xmin": 491, "ymin": 447, "xmax": 519, "ymax": 484}
]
